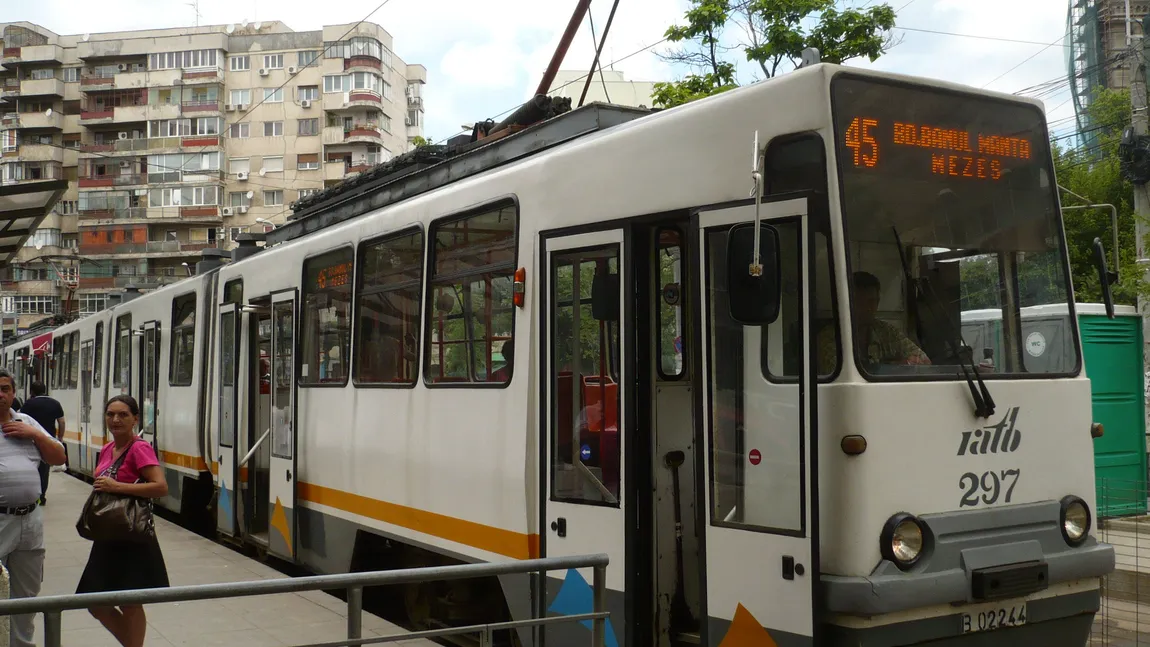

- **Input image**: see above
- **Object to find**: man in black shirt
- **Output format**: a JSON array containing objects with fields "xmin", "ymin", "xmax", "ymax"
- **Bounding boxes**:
[{"xmin": 19, "ymin": 382, "xmax": 64, "ymax": 505}]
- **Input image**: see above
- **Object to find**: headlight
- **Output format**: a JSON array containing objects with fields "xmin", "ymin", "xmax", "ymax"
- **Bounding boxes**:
[
  {"xmin": 881, "ymin": 513, "xmax": 926, "ymax": 569},
  {"xmin": 1060, "ymin": 496, "xmax": 1091, "ymax": 546}
]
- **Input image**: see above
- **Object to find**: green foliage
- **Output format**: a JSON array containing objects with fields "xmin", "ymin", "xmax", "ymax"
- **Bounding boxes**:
[
  {"xmin": 410, "ymin": 136, "xmax": 431, "ymax": 148},
  {"xmin": 1053, "ymin": 87, "xmax": 1149, "ymax": 306},
  {"xmin": 653, "ymin": 0, "xmax": 896, "ymax": 108}
]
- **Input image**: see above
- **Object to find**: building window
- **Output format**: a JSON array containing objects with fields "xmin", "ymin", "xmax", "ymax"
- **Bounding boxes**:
[
  {"xmin": 229, "ymin": 158, "xmax": 250, "ymax": 175},
  {"xmin": 297, "ymin": 119, "xmax": 319, "ymax": 136},
  {"xmin": 229, "ymin": 89, "xmax": 251, "ymax": 105},
  {"xmin": 62, "ymin": 68, "xmax": 80, "ymax": 83},
  {"xmin": 230, "ymin": 56, "xmax": 250, "ymax": 71},
  {"xmin": 24, "ymin": 228, "xmax": 61, "ymax": 248},
  {"xmin": 12, "ymin": 296, "xmax": 57, "ymax": 314},
  {"xmin": 382, "ymin": 81, "xmax": 392, "ymax": 101},
  {"xmin": 323, "ymin": 75, "xmax": 347, "ymax": 93},
  {"xmin": 262, "ymin": 88, "xmax": 283, "ymax": 103},
  {"xmin": 263, "ymin": 190, "xmax": 283, "ymax": 206},
  {"xmin": 298, "ymin": 86, "xmax": 318, "ymax": 102},
  {"xmin": 263, "ymin": 121, "xmax": 283, "ymax": 137},
  {"xmin": 262, "ymin": 156, "xmax": 283, "ymax": 173},
  {"xmin": 381, "ymin": 114, "xmax": 392, "ymax": 133},
  {"xmin": 299, "ymin": 188, "xmax": 318, "ymax": 199},
  {"xmin": 355, "ymin": 228, "xmax": 422, "ymax": 385},
  {"xmin": 301, "ymin": 248, "xmax": 354, "ymax": 385},
  {"xmin": 229, "ymin": 123, "xmax": 249, "ymax": 139},
  {"xmin": 298, "ymin": 51, "xmax": 320, "ymax": 67},
  {"xmin": 425, "ymin": 203, "xmax": 518, "ymax": 384},
  {"xmin": 149, "ymin": 50, "xmax": 218, "ymax": 71},
  {"xmin": 79, "ymin": 293, "xmax": 107, "ymax": 315},
  {"xmin": 296, "ymin": 153, "xmax": 319, "ymax": 170},
  {"xmin": 169, "ymin": 293, "xmax": 196, "ymax": 386},
  {"xmin": 229, "ymin": 192, "xmax": 251, "ymax": 208},
  {"xmin": 263, "ymin": 54, "xmax": 283, "ymax": 70}
]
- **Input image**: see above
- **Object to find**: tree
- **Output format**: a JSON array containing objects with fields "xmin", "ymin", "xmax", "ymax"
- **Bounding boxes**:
[
  {"xmin": 410, "ymin": 136, "xmax": 430, "ymax": 148},
  {"xmin": 652, "ymin": 0, "xmax": 896, "ymax": 109},
  {"xmin": 1053, "ymin": 87, "xmax": 1149, "ymax": 306}
]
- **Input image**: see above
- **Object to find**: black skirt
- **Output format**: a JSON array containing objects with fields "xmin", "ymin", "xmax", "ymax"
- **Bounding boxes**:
[{"xmin": 75, "ymin": 537, "xmax": 170, "ymax": 594}]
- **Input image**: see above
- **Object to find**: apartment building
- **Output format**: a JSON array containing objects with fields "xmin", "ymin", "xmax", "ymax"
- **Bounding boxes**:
[
  {"xmin": 547, "ymin": 68, "xmax": 656, "ymax": 108},
  {"xmin": 0, "ymin": 20, "xmax": 427, "ymax": 332}
]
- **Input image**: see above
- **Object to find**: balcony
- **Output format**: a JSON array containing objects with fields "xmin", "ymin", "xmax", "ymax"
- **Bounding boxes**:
[
  {"xmin": 1, "ymin": 79, "xmax": 20, "ymax": 98},
  {"xmin": 115, "ymin": 69, "xmax": 179, "ymax": 90},
  {"xmin": 78, "ymin": 207, "xmax": 148, "ymax": 224},
  {"xmin": 80, "ymin": 75, "xmax": 115, "ymax": 90},
  {"xmin": 5, "ymin": 44, "xmax": 64, "ymax": 64},
  {"xmin": 182, "ymin": 100, "xmax": 221, "ymax": 114},
  {"xmin": 79, "ymin": 240, "xmax": 221, "ymax": 258},
  {"xmin": 80, "ymin": 134, "xmax": 221, "ymax": 156},
  {"xmin": 20, "ymin": 78, "xmax": 64, "ymax": 97},
  {"xmin": 79, "ymin": 109, "xmax": 114, "ymax": 124},
  {"xmin": 9, "ymin": 145, "xmax": 64, "ymax": 164},
  {"xmin": 78, "ymin": 173, "xmax": 146, "ymax": 188},
  {"xmin": 408, "ymin": 94, "xmax": 423, "ymax": 109},
  {"xmin": 4, "ymin": 111, "xmax": 64, "ymax": 130},
  {"xmin": 323, "ymin": 90, "xmax": 383, "ymax": 112},
  {"xmin": 0, "ymin": 162, "xmax": 63, "ymax": 184},
  {"xmin": 181, "ymin": 68, "xmax": 223, "ymax": 85},
  {"xmin": 345, "ymin": 126, "xmax": 383, "ymax": 144},
  {"xmin": 343, "ymin": 56, "xmax": 382, "ymax": 72}
]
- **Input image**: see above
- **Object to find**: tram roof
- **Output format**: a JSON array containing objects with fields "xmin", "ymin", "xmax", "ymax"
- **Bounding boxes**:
[{"xmin": 266, "ymin": 102, "xmax": 652, "ymax": 246}]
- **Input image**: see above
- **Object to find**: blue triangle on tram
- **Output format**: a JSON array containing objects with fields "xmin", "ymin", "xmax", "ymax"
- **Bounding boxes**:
[
  {"xmin": 547, "ymin": 568, "xmax": 619, "ymax": 647},
  {"xmin": 218, "ymin": 479, "xmax": 232, "ymax": 522}
]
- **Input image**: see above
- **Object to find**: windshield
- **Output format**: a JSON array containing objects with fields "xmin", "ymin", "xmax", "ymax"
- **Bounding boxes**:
[{"xmin": 830, "ymin": 74, "xmax": 1079, "ymax": 379}]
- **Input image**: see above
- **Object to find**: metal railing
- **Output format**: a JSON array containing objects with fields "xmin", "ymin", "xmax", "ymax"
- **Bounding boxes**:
[
  {"xmin": 1090, "ymin": 477, "xmax": 1150, "ymax": 646},
  {"xmin": 0, "ymin": 554, "xmax": 609, "ymax": 647}
]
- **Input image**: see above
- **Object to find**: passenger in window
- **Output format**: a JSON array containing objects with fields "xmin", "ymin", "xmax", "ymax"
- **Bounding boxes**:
[
  {"xmin": 490, "ymin": 340, "xmax": 513, "ymax": 382},
  {"xmin": 818, "ymin": 272, "xmax": 929, "ymax": 372}
]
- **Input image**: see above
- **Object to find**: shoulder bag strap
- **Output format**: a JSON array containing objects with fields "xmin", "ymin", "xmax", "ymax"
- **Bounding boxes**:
[{"xmin": 101, "ymin": 440, "xmax": 136, "ymax": 479}]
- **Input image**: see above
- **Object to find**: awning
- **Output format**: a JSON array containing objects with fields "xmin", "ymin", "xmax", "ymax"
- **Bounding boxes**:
[{"xmin": 0, "ymin": 179, "xmax": 68, "ymax": 268}]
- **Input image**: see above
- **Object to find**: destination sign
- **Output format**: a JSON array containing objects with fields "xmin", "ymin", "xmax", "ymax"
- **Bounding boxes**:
[
  {"xmin": 842, "ymin": 116, "xmax": 1033, "ymax": 182},
  {"xmin": 314, "ymin": 261, "xmax": 352, "ymax": 290}
]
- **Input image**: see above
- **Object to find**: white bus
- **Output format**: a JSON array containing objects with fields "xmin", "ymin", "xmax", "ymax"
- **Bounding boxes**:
[{"xmin": 20, "ymin": 61, "xmax": 1114, "ymax": 647}]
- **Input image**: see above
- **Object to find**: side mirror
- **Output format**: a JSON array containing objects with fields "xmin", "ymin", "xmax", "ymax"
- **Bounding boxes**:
[
  {"xmin": 591, "ymin": 271, "xmax": 619, "ymax": 321},
  {"xmin": 726, "ymin": 223, "xmax": 781, "ymax": 325},
  {"xmin": 1092, "ymin": 237, "xmax": 1116, "ymax": 320}
]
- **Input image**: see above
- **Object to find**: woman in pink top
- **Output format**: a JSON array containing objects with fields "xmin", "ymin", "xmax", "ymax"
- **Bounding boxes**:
[{"xmin": 75, "ymin": 395, "xmax": 170, "ymax": 647}]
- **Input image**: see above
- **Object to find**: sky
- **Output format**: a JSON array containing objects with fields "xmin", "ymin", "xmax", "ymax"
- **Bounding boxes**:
[{"xmin": 0, "ymin": 0, "xmax": 1078, "ymax": 146}]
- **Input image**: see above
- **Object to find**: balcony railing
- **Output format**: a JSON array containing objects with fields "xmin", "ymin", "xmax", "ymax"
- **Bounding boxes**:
[
  {"xmin": 78, "ymin": 173, "xmax": 146, "ymax": 188},
  {"xmin": 78, "ymin": 207, "xmax": 148, "ymax": 221},
  {"xmin": 80, "ymin": 274, "xmax": 186, "ymax": 289},
  {"xmin": 81, "ymin": 135, "xmax": 221, "ymax": 154},
  {"xmin": 78, "ymin": 241, "xmax": 222, "ymax": 255},
  {"xmin": 79, "ymin": 109, "xmax": 114, "ymax": 121},
  {"xmin": 80, "ymin": 75, "xmax": 115, "ymax": 88},
  {"xmin": 181, "ymin": 100, "xmax": 221, "ymax": 113}
]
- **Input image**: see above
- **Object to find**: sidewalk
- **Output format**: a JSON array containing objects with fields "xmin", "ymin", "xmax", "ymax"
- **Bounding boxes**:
[{"xmin": 30, "ymin": 472, "xmax": 434, "ymax": 646}]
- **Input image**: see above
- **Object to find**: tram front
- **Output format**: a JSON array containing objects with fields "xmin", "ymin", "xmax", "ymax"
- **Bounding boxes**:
[{"xmin": 817, "ymin": 71, "xmax": 1116, "ymax": 645}]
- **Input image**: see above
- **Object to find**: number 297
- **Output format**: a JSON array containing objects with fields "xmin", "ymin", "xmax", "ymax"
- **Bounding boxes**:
[{"xmin": 959, "ymin": 469, "xmax": 1019, "ymax": 507}]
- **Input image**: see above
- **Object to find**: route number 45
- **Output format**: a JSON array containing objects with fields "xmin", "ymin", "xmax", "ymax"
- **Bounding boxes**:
[
  {"xmin": 959, "ymin": 469, "xmax": 1020, "ymax": 507},
  {"xmin": 844, "ymin": 117, "xmax": 879, "ymax": 168}
]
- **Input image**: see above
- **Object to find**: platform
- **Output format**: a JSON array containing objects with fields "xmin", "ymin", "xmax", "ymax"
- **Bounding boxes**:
[{"xmin": 32, "ymin": 471, "xmax": 436, "ymax": 647}]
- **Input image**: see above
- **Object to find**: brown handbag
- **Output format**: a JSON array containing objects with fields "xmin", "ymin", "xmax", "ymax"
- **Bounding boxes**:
[{"xmin": 75, "ymin": 441, "xmax": 156, "ymax": 543}]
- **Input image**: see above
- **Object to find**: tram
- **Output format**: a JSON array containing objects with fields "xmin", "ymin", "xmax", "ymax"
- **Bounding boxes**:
[{"xmin": 4, "ymin": 62, "xmax": 1115, "ymax": 647}]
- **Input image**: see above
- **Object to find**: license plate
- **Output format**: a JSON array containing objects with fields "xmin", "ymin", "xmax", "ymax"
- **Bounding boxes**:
[{"xmin": 960, "ymin": 602, "xmax": 1027, "ymax": 633}]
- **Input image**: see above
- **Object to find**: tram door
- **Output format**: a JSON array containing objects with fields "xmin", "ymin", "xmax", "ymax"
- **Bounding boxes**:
[
  {"xmin": 243, "ymin": 301, "xmax": 274, "ymax": 546},
  {"xmin": 695, "ymin": 199, "xmax": 818, "ymax": 645},
  {"xmin": 267, "ymin": 291, "xmax": 298, "ymax": 561},
  {"xmin": 79, "ymin": 340, "xmax": 93, "ymax": 473},
  {"xmin": 139, "ymin": 322, "xmax": 160, "ymax": 446},
  {"xmin": 541, "ymin": 230, "xmax": 627, "ymax": 647},
  {"xmin": 216, "ymin": 303, "xmax": 240, "ymax": 537}
]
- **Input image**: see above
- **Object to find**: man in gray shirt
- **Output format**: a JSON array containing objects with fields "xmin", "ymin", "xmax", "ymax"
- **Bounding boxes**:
[{"xmin": 0, "ymin": 368, "xmax": 66, "ymax": 647}]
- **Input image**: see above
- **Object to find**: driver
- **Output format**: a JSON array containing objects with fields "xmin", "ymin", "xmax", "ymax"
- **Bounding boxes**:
[{"xmin": 818, "ymin": 271, "xmax": 929, "ymax": 372}]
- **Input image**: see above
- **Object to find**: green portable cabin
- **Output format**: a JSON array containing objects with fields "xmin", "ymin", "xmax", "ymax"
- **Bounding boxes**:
[{"xmin": 961, "ymin": 303, "xmax": 1145, "ymax": 517}]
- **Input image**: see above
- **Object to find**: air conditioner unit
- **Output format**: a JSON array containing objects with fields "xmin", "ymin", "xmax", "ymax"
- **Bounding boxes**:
[
  {"xmin": 287, "ymin": 66, "xmax": 297, "ymax": 75},
  {"xmin": 404, "ymin": 116, "xmax": 412, "ymax": 126},
  {"xmin": 300, "ymin": 99, "xmax": 311, "ymax": 109},
  {"xmin": 238, "ymin": 205, "xmax": 248, "ymax": 214},
  {"xmin": 118, "ymin": 63, "xmax": 128, "ymax": 72},
  {"xmin": 237, "ymin": 104, "xmax": 247, "ymax": 111},
  {"xmin": 237, "ymin": 172, "xmax": 248, "ymax": 181},
  {"xmin": 117, "ymin": 132, "xmax": 128, "ymax": 140},
  {"xmin": 258, "ymin": 68, "xmax": 269, "ymax": 76},
  {"xmin": 221, "ymin": 207, "xmax": 234, "ymax": 216},
  {"xmin": 225, "ymin": 104, "xmax": 235, "ymax": 111}
]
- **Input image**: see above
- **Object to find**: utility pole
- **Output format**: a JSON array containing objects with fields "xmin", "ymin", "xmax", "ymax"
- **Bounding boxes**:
[{"xmin": 1133, "ymin": 16, "xmax": 1150, "ymax": 435}]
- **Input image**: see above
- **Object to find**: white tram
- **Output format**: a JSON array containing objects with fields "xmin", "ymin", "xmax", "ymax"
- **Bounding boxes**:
[{"xmin": 4, "ymin": 62, "xmax": 1115, "ymax": 647}]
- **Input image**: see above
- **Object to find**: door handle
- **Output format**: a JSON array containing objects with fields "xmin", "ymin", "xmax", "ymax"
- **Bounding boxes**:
[
  {"xmin": 286, "ymin": 469, "xmax": 292, "ymax": 482},
  {"xmin": 782, "ymin": 555, "xmax": 805, "ymax": 580},
  {"xmin": 550, "ymin": 517, "xmax": 567, "ymax": 538}
]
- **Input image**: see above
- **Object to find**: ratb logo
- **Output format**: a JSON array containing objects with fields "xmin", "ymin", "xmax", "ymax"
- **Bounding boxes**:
[{"xmin": 957, "ymin": 407, "xmax": 1021, "ymax": 456}]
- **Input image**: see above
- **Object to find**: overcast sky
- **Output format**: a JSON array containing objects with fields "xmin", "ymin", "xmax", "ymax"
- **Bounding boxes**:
[{"xmin": 2, "ymin": 0, "xmax": 1076, "ymax": 145}]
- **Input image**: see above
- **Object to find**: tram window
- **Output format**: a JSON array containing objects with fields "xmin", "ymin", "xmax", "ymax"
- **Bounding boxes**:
[
  {"xmin": 354, "ymin": 228, "xmax": 422, "ymax": 386},
  {"xmin": 657, "ymin": 228, "xmax": 685, "ymax": 379},
  {"xmin": 424, "ymin": 203, "xmax": 518, "ymax": 385},
  {"xmin": 224, "ymin": 278, "xmax": 243, "ymax": 305},
  {"xmin": 758, "ymin": 133, "xmax": 839, "ymax": 381},
  {"xmin": 300, "ymin": 247, "xmax": 354, "ymax": 386},
  {"xmin": 169, "ymin": 293, "xmax": 196, "ymax": 386},
  {"xmin": 68, "ymin": 331, "xmax": 79, "ymax": 388},
  {"xmin": 93, "ymin": 322, "xmax": 103, "ymax": 387},
  {"xmin": 549, "ymin": 245, "xmax": 622, "ymax": 506},
  {"xmin": 707, "ymin": 228, "xmax": 802, "ymax": 533},
  {"xmin": 52, "ymin": 338, "xmax": 63, "ymax": 389},
  {"xmin": 113, "ymin": 315, "xmax": 131, "ymax": 389}
]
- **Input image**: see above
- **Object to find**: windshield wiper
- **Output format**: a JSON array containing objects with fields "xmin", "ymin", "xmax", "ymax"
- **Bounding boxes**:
[{"xmin": 891, "ymin": 227, "xmax": 996, "ymax": 419}]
